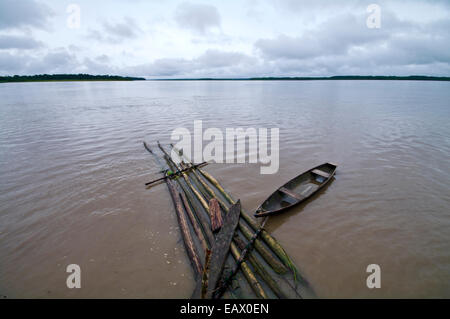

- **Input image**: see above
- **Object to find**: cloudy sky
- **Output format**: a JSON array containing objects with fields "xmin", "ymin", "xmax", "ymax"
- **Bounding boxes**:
[{"xmin": 0, "ymin": 0, "xmax": 449, "ymax": 78}]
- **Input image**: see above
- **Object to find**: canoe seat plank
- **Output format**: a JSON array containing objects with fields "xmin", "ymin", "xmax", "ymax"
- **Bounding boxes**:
[
  {"xmin": 311, "ymin": 169, "xmax": 330, "ymax": 179},
  {"xmin": 279, "ymin": 187, "xmax": 305, "ymax": 201}
]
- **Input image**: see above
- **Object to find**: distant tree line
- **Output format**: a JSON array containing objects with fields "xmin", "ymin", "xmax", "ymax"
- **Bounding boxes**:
[
  {"xmin": 157, "ymin": 75, "xmax": 450, "ymax": 81},
  {"xmin": 0, "ymin": 74, "xmax": 146, "ymax": 83},
  {"xmin": 2, "ymin": 74, "xmax": 449, "ymax": 82},
  {"xmin": 247, "ymin": 75, "xmax": 450, "ymax": 81}
]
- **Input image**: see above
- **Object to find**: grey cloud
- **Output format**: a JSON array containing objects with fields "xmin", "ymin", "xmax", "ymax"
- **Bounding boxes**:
[
  {"xmin": 27, "ymin": 49, "xmax": 80, "ymax": 74},
  {"xmin": 253, "ymin": 10, "xmax": 450, "ymax": 76},
  {"xmin": 175, "ymin": 2, "xmax": 221, "ymax": 34},
  {"xmin": 0, "ymin": 52, "xmax": 27, "ymax": 73},
  {"xmin": 255, "ymin": 13, "xmax": 390, "ymax": 60},
  {"xmin": 95, "ymin": 55, "xmax": 111, "ymax": 64},
  {"xmin": 272, "ymin": 0, "xmax": 358, "ymax": 12},
  {"xmin": 87, "ymin": 18, "xmax": 142, "ymax": 43},
  {"xmin": 1, "ymin": 1, "xmax": 449, "ymax": 78},
  {"xmin": 103, "ymin": 18, "xmax": 141, "ymax": 39},
  {"xmin": 0, "ymin": 48, "xmax": 81, "ymax": 75},
  {"xmin": 0, "ymin": 34, "xmax": 44, "ymax": 50},
  {"xmin": 0, "ymin": 0, "xmax": 53, "ymax": 30},
  {"xmin": 0, "ymin": 45, "xmax": 117, "ymax": 76},
  {"xmin": 128, "ymin": 50, "xmax": 256, "ymax": 77},
  {"xmin": 82, "ymin": 57, "xmax": 115, "ymax": 75},
  {"xmin": 272, "ymin": 0, "xmax": 450, "ymax": 13},
  {"xmin": 196, "ymin": 50, "xmax": 255, "ymax": 68}
]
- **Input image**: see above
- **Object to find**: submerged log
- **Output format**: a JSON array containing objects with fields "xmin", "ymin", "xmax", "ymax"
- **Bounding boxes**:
[
  {"xmin": 206, "ymin": 200, "xmax": 241, "ymax": 299},
  {"xmin": 201, "ymin": 249, "xmax": 212, "ymax": 299},
  {"xmin": 145, "ymin": 142, "xmax": 257, "ymax": 298},
  {"xmin": 176, "ymin": 161, "xmax": 287, "ymax": 274},
  {"xmin": 200, "ymin": 169, "xmax": 295, "ymax": 270},
  {"xmin": 158, "ymin": 143, "xmax": 269, "ymax": 298},
  {"xmin": 208, "ymin": 198, "xmax": 223, "ymax": 232},
  {"xmin": 229, "ymin": 243, "xmax": 268, "ymax": 299},
  {"xmin": 177, "ymin": 181, "xmax": 215, "ymax": 246},
  {"xmin": 234, "ymin": 236, "xmax": 287, "ymax": 299},
  {"xmin": 170, "ymin": 143, "xmax": 296, "ymax": 272},
  {"xmin": 166, "ymin": 179, "xmax": 203, "ymax": 278},
  {"xmin": 180, "ymin": 192, "xmax": 209, "ymax": 253}
]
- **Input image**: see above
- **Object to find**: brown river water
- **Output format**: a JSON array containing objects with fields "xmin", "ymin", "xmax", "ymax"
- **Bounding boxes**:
[{"xmin": 0, "ymin": 80, "xmax": 449, "ymax": 298}]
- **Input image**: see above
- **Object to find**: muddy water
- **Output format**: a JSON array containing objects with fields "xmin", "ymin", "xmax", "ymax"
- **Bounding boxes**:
[{"xmin": 0, "ymin": 80, "xmax": 449, "ymax": 298}]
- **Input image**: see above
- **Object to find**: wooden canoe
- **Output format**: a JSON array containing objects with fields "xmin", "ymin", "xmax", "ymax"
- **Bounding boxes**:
[{"xmin": 254, "ymin": 163, "xmax": 337, "ymax": 217}]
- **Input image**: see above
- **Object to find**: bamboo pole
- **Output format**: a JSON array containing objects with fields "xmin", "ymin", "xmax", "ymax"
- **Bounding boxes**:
[
  {"xmin": 145, "ymin": 142, "xmax": 251, "ymax": 298},
  {"xmin": 234, "ymin": 236, "xmax": 286, "ymax": 299},
  {"xmin": 229, "ymin": 242, "xmax": 268, "ymax": 299},
  {"xmin": 166, "ymin": 152, "xmax": 309, "ymax": 300},
  {"xmin": 171, "ymin": 143, "xmax": 297, "ymax": 273},
  {"xmin": 181, "ymin": 164, "xmax": 282, "ymax": 297},
  {"xmin": 144, "ymin": 142, "xmax": 203, "ymax": 277},
  {"xmin": 202, "ymin": 171, "xmax": 297, "ymax": 272},
  {"xmin": 180, "ymin": 192, "xmax": 209, "ymax": 253},
  {"xmin": 175, "ymin": 151, "xmax": 287, "ymax": 274},
  {"xmin": 201, "ymin": 249, "xmax": 211, "ymax": 299},
  {"xmin": 177, "ymin": 181, "xmax": 215, "ymax": 245},
  {"xmin": 162, "ymin": 143, "xmax": 308, "ymax": 297},
  {"xmin": 179, "ymin": 177, "xmax": 249, "ymax": 299},
  {"xmin": 182, "ymin": 181, "xmax": 251, "ymax": 300},
  {"xmin": 166, "ymin": 178, "xmax": 203, "ymax": 278},
  {"xmin": 158, "ymin": 143, "xmax": 269, "ymax": 299},
  {"xmin": 169, "ymin": 144, "xmax": 312, "ymax": 298}
]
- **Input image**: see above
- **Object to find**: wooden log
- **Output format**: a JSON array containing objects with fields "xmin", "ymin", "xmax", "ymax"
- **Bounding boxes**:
[
  {"xmin": 173, "ymin": 172, "xmax": 273, "ymax": 298},
  {"xmin": 170, "ymin": 143, "xmax": 296, "ymax": 272},
  {"xmin": 173, "ymin": 147, "xmax": 315, "ymax": 298},
  {"xmin": 144, "ymin": 142, "xmax": 256, "ymax": 298},
  {"xmin": 166, "ymin": 177, "xmax": 203, "ymax": 278},
  {"xmin": 159, "ymin": 144, "xmax": 268, "ymax": 298},
  {"xmin": 195, "ymin": 164, "xmax": 297, "ymax": 273},
  {"xmin": 201, "ymin": 249, "xmax": 212, "ymax": 299},
  {"xmin": 180, "ymin": 192, "xmax": 209, "ymax": 253},
  {"xmin": 206, "ymin": 200, "xmax": 241, "ymax": 299},
  {"xmin": 229, "ymin": 242, "xmax": 268, "ymax": 299},
  {"xmin": 184, "ymin": 172, "xmax": 275, "ymax": 298},
  {"xmin": 169, "ymin": 145, "xmax": 315, "ymax": 298},
  {"xmin": 180, "ymin": 179, "xmax": 259, "ymax": 299},
  {"xmin": 234, "ymin": 236, "xmax": 287, "ymax": 299},
  {"xmin": 208, "ymin": 198, "xmax": 223, "ymax": 232},
  {"xmin": 162, "ymin": 143, "xmax": 304, "ymax": 298},
  {"xmin": 177, "ymin": 181, "xmax": 214, "ymax": 245},
  {"xmin": 145, "ymin": 161, "xmax": 207, "ymax": 186},
  {"xmin": 178, "ymin": 161, "xmax": 287, "ymax": 274},
  {"xmin": 238, "ymin": 221, "xmax": 286, "ymax": 274}
]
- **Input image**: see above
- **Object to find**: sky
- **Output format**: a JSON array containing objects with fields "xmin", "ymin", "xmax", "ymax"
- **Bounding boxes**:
[{"xmin": 0, "ymin": 0, "xmax": 449, "ymax": 78}]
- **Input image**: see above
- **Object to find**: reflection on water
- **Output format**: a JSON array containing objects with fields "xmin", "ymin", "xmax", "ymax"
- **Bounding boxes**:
[{"xmin": 0, "ymin": 80, "xmax": 449, "ymax": 298}]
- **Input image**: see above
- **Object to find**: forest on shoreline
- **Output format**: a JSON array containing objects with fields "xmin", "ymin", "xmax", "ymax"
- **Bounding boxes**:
[{"xmin": 0, "ymin": 74, "xmax": 146, "ymax": 83}]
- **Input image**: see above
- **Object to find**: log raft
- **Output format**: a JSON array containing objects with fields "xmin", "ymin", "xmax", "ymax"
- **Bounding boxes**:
[{"xmin": 144, "ymin": 141, "xmax": 315, "ymax": 299}]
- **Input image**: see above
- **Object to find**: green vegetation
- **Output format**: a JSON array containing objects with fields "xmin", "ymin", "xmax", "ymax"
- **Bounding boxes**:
[
  {"xmin": 248, "ymin": 75, "xmax": 450, "ymax": 81},
  {"xmin": 2, "ymin": 74, "xmax": 449, "ymax": 83},
  {"xmin": 156, "ymin": 75, "xmax": 450, "ymax": 81},
  {"xmin": 0, "ymin": 74, "xmax": 146, "ymax": 83}
]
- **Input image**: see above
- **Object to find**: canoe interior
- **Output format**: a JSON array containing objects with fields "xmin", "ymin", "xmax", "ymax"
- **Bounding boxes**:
[{"xmin": 261, "ymin": 163, "xmax": 336, "ymax": 212}]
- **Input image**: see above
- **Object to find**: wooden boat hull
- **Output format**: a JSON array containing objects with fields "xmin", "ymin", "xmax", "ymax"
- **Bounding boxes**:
[{"xmin": 254, "ymin": 163, "xmax": 337, "ymax": 217}]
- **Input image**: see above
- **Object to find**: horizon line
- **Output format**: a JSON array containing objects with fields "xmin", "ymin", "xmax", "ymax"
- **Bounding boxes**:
[
  {"xmin": 2, "ymin": 74, "xmax": 450, "ymax": 83},
  {"xmin": 149, "ymin": 75, "xmax": 450, "ymax": 81}
]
